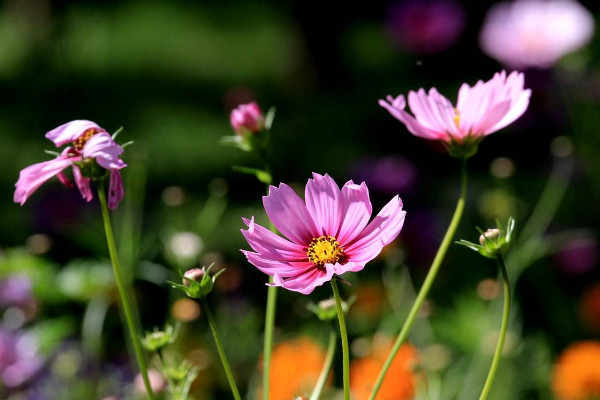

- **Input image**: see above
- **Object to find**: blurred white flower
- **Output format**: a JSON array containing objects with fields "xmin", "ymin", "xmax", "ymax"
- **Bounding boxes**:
[
  {"xmin": 479, "ymin": 0, "xmax": 595, "ymax": 68},
  {"xmin": 168, "ymin": 231, "xmax": 203, "ymax": 264}
]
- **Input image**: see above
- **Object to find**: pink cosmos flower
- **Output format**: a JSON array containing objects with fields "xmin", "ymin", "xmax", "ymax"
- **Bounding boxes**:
[
  {"xmin": 241, "ymin": 173, "xmax": 406, "ymax": 294},
  {"xmin": 479, "ymin": 0, "xmax": 594, "ymax": 69},
  {"xmin": 230, "ymin": 102, "xmax": 265, "ymax": 136},
  {"xmin": 14, "ymin": 120, "xmax": 126, "ymax": 209},
  {"xmin": 379, "ymin": 70, "xmax": 531, "ymax": 156}
]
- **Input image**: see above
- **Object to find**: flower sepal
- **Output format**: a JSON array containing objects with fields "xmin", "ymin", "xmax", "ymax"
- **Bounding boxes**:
[
  {"xmin": 457, "ymin": 217, "xmax": 515, "ymax": 259},
  {"xmin": 75, "ymin": 158, "xmax": 109, "ymax": 181},
  {"xmin": 169, "ymin": 264, "xmax": 224, "ymax": 299},
  {"xmin": 141, "ymin": 324, "xmax": 179, "ymax": 352},
  {"xmin": 446, "ymin": 137, "xmax": 481, "ymax": 159}
]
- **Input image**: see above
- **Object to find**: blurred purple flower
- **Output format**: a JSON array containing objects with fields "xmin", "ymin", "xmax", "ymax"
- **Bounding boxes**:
[
  {"xmin": 0, "ymin": 275, "xmax": 34, "ymax": 309},
  {"xmin": 479, "ymin": 0, "xmax": 595, "ymax": 69},
  {"xmin": 351, "ymin": 156, "xmax": 418, "ymax": 196},
  {"xmin": 386, "ymin": 0, "xmax": 466, "ymax": 54},
  {"xmin": 554, "ymin": 237, "xmax": 598, "ymax": 275},
  {"xmin": 0, "ymin": 328, "xmax": 43, "ymax": 388}
]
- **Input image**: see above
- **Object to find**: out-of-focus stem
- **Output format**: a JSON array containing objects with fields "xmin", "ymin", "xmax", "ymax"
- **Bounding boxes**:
[
  {"xmin": 368, "ymin": 158, "xmax": 468, "ymax": 400},
  {"xmin": 97, "ymin": 184, "xmax": 155, "ymax": 400},
  {"xmin": 310, "ymin": 329, "xmax": 337, "ymax": 400},
  {"xmin": 478, "ymin": 255, "xmax": 511, "ymax": 400}
]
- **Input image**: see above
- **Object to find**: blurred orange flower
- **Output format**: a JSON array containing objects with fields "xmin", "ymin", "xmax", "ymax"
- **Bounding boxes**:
[
  {"xmin": 552, "ymin": 341, "xmax": 600, "ymax": 400},
  {"xmin": 260, "ymin": 336, "xmax": 327, "ymax": 400},
  {"xmin": 350, "ymin": 336, "xmax": 419, "ymax": 400}
]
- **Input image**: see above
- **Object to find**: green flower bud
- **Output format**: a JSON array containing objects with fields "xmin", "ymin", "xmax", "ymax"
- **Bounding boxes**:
[
  {"xmin": 168, "ymin": 264, "xmax": 224, "ymax": 299},
  {"xmin": 457, "ymin": 217, "xmax": 515, "ymax": 259},
  {"xmin": 307, "ymin": 295, "xmax": 355, "ymax": 321},
  {"xmin": 141, "ymin": 324, "xmax": 178, "ymax": 352}
]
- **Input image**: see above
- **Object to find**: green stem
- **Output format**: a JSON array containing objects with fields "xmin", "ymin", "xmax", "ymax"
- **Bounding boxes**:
[
  {"xmin": 368, "ymin": 158, "xmax": 468, "ymax": 400},
  {"xmin": 332, "ymin": 279, "xmax": 350, "ymax": 400},
  {"xmin": 478, "ymin": 256, "xmax": 511, "ymax": 400},
  {"xmin": 263, "ymin": 280, "xmax": 277, "ymax": 400},
  {"xmin": 201, "ymin": 298, "xmax": 242, "ymax": 400},
  {"xmin": 310, "ymin": 329, "xmax": 337, "ymax": 400},
  {"xmin": 97, "ymin": 184, "xmax": 155, "ymax": 400}
]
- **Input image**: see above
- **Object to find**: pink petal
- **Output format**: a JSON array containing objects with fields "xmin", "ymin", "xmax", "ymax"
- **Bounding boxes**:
[
  {"xmin": 272, "ymin": 264, "xmax": 336, "ymax": 295},
  {"xmin": 337, "ymin": 181, "xmax": 372, "ymax": 244},
  {"xmin": 73, "ymin": 166, "xmax": 93, "ymax": 202},
  {"xmin": 14, "ymin": 156, "xmax": 77, "ymax": 205},
  {"xmin": 305, "ymin": 173, "xmax": 343, "ymax": 236},
  {"xmin": 108, "ymin": 170, "xmax": 124, "ymax": 209},
  {"xmin": 241, "ymin": 217, "xmax": 306, "ymax": 261},
  {"xmin": 379, "ymin": 95, "xmax": 441, "ymax": 140},
  {"xmin": 242, "ymin": 250, "xmax": 305, "ymax": 276},
  {"xmin": 82, "ymin": 133, "xmax": 127, "ymax": 170},
  {"xmin": 45, "ymin": 120, "xmax": 105, "ymax": 147},
  {"xmin": 345, "ymin": 195, "xmax": 406, "ymax": 263},
  {"xmin": 263, "ymin": 183, "xmax": 319, "ymax": 245}
]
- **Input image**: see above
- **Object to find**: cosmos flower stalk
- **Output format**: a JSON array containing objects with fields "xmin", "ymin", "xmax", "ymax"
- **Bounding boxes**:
[
  {"xmin": 379, "ymin": 71, "xmax": 531, "ymax": 158},
  {"xmin": 14, "ymin": 120, "xmax": 155, "ymax": 399}
]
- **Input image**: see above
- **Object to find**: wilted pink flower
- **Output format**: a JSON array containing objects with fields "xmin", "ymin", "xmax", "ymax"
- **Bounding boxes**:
[
  {"xmin": 241, "ymin": 173, "xmax": 406, "ymax": 294},
  {"xmin": 230, "ymin": 102, "xmax": 265, "ymax": 136},
  {"xmin": 386, "ymin": 0, "xmax": 466, "ymax": 54},
  {"xmin": 379, "ymin": 71, "xmax": 531, "ymax": 157},
  {"xmin": 14, "ymin": 120, "xmax": 126, "ymax": 209},
  {"xmin": 480, "ymin": 0, "xmax": 595, "ymax": 69}
]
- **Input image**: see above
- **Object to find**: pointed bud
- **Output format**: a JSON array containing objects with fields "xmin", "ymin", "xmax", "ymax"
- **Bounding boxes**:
[
  {"xmin": 457, "ymin": 218, "xmax": 515, "ymax": 259},
  {"xmin": 169, "ymin": 264, "xmax": 225, "ymax": 299}
]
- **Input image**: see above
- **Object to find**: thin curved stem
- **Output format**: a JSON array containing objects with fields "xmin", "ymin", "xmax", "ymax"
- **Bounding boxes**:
[
  {"xmin": 310, "ymin": 329, "xmax": 337, "ymax": 400},
  {"xmin": 97, "ymin": 184, "xmax": 155, "ymax": 400},
  {"xmin": 368, "ymin": 158, "xmax": 468, "ymax": 400},
  {"xmin": 201, "ymin": 298, "xmax": 242, "ymax": 400},
  {"xmin": 332, "ymin": 279, "xmax": 350, "ymax": 400},
  {"xmin": 262, "ymin": 280, "xmax": 277, "ymax": 400},
  {"xmin": 478, "ymin": 256, "xmax": 511, "ymax": 400}
]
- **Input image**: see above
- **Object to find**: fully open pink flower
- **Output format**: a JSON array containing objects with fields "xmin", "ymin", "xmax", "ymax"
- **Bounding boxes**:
[
  {"xmin": 379, "ymin": 70, "xmax": 531, "ymax": 156},
  {"xmin": 14, "ymin": 120, "xmax": 126, "ymax": 209},
  {"xmin": 241, "ymin": 173, "xmax": 406, "ymax": 294},
  {"xmin": 479, "ymin": 0, "xmax": 594, "ymax": 69}
]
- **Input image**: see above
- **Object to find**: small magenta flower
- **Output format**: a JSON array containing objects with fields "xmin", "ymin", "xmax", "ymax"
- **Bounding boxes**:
[
  {"xmin": 14, "ymin": 120, "xmax": 126, "ymax": 209},
  {"xmin": 230, "ymin": 102, "xmax": 265, "ymax": 136},
  {"xmin": 241, "ymin": 173, "xmax": 406, "ymax": 294},
  {"xmin": 379, "ymin": 71, "xmax": 531, "ymax": 158},
  {"xmin": 479, "ymin": 0, "xmax": 595, "ymax": 69}
]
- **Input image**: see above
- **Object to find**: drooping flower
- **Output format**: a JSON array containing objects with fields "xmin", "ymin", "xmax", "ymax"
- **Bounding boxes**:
[
  {"xmin": 552, "ymin": 341, "xmax": 600, "ymax": 400},
  {"xmin": 14, "ymin": 120, "xmax": 127, "ymax": 209},
  {"xmin": 379, "ymin": 70, "xmax": 531, "ymax": 158},
  {"xmin": 230, "ymin": 102, "xmax": 265, "ymax": 136},
  {"xmin": 385, "ymin": 0, "xmax": 466, "ymax": 55},
  {"xmin": 241, "ymin": 173, "xmax": 406, "ymax": 294},
  {"xmin": 479, "ymin": 0, "xmax": 594, "ymax": 69}
]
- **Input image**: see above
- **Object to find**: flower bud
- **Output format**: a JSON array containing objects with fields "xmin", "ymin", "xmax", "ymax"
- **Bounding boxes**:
[
  {"xmin": 169, "ymin": 264, "xmax": 224, "ymax": 299},
  {"xmin": 230, "ymin": 102, "xmax": 265, "ymax": 136},
  {"xmin": 479, "ymin": 228, "xmax": 500, "ymax": 246},
  {"xmin": 457, "ymin": 218, "xmax": 515, "ymax": 259},
  {"xmin": 141, "ymin": 324, "xmax": 177, "ymax": 352},
  {"xmin": 307, "ymin": 295, "xmax": 354, "ymax": 321}
]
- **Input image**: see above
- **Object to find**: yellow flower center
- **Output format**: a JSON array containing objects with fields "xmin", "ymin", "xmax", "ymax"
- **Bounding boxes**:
[
  {"xmin": 72, "ymin": 128, "xmax": 101, "ymax": 151},
  {"xmin": 453, "ymin": 108, "xmax": 461, "ymax": 129},
  {"xmin": 307, "ymin": 236, "xmax": 344, "ymax": 267}
]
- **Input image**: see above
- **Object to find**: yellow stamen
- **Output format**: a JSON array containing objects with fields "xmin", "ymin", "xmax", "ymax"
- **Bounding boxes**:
[
  {"xmin": 453, "ymin": 108, "xmax": 461, "ymax": 129},
  {"xmin": 72, "ymin": 128, "xmax": 101, "ymax": 151},
  {"xmin": 307, "ymin": 235, "xmax": 344, "ymax": 267}
]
